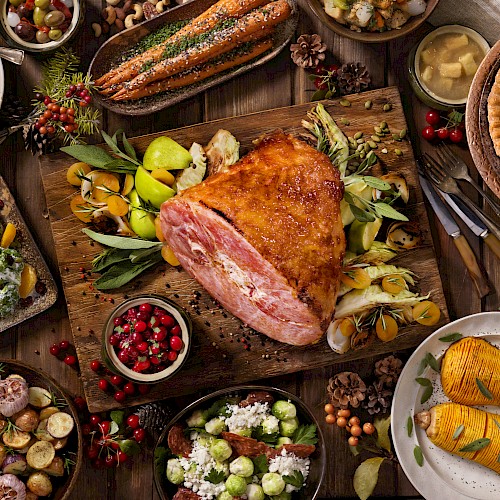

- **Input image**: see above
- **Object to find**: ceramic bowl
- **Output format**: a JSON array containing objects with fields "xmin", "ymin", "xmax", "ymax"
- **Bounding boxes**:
[
  {"xmin": 0, "ymin": 0, "xmax": 83, "ymax": 53},
  {"xmin": 101, "ymin": 294, "xmax": 192, "ymax": 384},
  {"xmin": 153, "ymin": 385, "xmax": 326, "ymax": 500},
  {"xmin": 307, "ymin": 0, "xmax": 439, "ymax": 43},
  {"xmin": 0, "ymin": 359, "xmax": 82, "ymax": 500},
  {"xmin": 408, "ymin": 24, "xmax": 490, "ymax": 110}
]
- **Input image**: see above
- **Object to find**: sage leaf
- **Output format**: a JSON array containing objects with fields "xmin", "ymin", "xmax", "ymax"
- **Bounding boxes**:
[
  {"xmin": 417, "ymin": 357, "xmax": 428, "ymax": 376},
  {"xmin": 439, "ymin": 332, "xmax": 463, "ymax": 342},
  {"xmin": 353, "ymin": 457, "xmax": 385, "ymax": 500},
  {"xmin": 311, "ymin": 89, "xmax": 328, "ymax": 102},
  {"xmin": 109, "ymin": 421, "xmax": 119, "ymax": 435},
  {"xmin": 343, "ymin": 191, "xmax": 355, "ymax": 205},
  {"xmin": 351, "ymin": 204, "xmax": 376, "ymax": 222},
  {"xmin": 407, "ymin": 415, "xmax": 413, "ymax": 438},
  {"xmin": 102, "ymin": 158, "xmax": 138, "ymax": 174},
  {"xmin": 119, "ymin": 439, "xmax": 141, "ymax": 456},
  {"xmin": 421, "ymin": 385, "xmax": 433, "ymax": 404},
  {"xmin": 60, "ymin": 145, "xmax": 115, "ymax": 169},
  {"xmin": 373, "ymin": 201, "xmax": 409, "ymax": 221},
  {"xmin": 415, "ymin": 377, "xmax": 432, "ymax": 387},
  {"xmin": 122, "ymin": 133, "xmax": 138, "ymax": 162},
  {"xmin": 129, "ymin": 246, "xmax": 162, "ymax": 263},
  {"xmin": 452, "ymin": 424, "xmax": 465, "ymax": 440},
  {"xmin": 425, "ymin": 352, "xmax": 440, "ymax": 373},
  {"xmin": 459, "ymin": 438, "xmax": 490, "ymax": 452},
  {"xmin": 83, "ymin": 228, "xmax": 162, "ymax": 249},
  {"xmin": 92, "ymin": 248, "xmax": 132, "ymax": 273},
  {"xmin": 363, "ymin": 176, "xmax": 391, "ymax": 191},
  {"xmin": 476, "ymin": 378, "xmax": 493, "ymax": 400},
  {"xmin": 413, "ymin": 445, "xmax": 424, "ymax": 466},
  {"xmin": 374, "ymin": 415, "xmax": 391, "ymax": 452},
  {"xmin": 101, "ymin": 130, "xmax": 119, "ymax": 152}
]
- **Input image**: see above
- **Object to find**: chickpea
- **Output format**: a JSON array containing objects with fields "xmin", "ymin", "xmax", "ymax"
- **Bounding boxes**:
[
  {"xmin": 351, "ymin": 425, "xmax": 362, "ymax": 437},
  {"xmin": 325, "ymin": 414, "xmax": 336, "ymax": 425},
  {"xmin": 348, "ymin": 436, "xmax": 359, "ymax": 447},
  {"xmin": 363, "ymin": 422, "xmax": 375, "ymax": 435},
  {"xmin": 336, "ymin": 416, "xmax": 347, "ymax": 428},
  {"xmin": 337, "ymin": 409, "xmax": 351, "ymax": 418},
  {"xmin": 324, "ymin": 403, "xmax": 335, "ymax": 415},
  {"xmin": 349, "ymin": 416, "xmax": 360, "ymax": 426}
]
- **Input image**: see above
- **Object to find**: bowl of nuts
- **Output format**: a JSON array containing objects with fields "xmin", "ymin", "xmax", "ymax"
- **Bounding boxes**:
[{"xmin": 0, "ymin": 0, "xmax": 83, "ymax": 52}]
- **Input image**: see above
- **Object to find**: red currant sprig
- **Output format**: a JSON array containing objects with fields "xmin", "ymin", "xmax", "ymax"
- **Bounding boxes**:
[{"xmin": 421, "ymin": 108, "xmax": 465, "ymax": 144}]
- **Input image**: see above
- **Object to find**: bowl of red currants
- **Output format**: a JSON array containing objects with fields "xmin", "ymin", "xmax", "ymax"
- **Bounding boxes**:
[
  {"xmin": 101, "ymin": 295, "xmax": 192, "ymax": 384},
  {"xmin": 0, "ymin": 0, "xmax": 83, "ymax": 52}
]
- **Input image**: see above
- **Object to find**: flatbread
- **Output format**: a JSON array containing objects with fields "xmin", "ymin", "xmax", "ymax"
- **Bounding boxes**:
[{"xmin": 487, "ymin": 68, "xmax": 500, "ymax": 156}]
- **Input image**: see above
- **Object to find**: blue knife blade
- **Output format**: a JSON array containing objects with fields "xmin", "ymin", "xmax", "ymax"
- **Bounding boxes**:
[{"xmin": 442, "ymin": 193, "xmax": 487, "ymax": 238}]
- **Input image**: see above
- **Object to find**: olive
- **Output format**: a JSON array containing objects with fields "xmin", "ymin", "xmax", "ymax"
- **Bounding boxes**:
[
  {"xmin": 16, "ymin": 3, "xmax": 31, "ymax": 19},
  {"xmin": 8, "ymin": 0, "xmax": 23, "ymax": 7},
  {"xmin": 34, "ymin": 0, "xmax": 50, "ymax": 8},
  {"xmin": 14, "ymin": 21, "xmax": 35, "ymax": 41},
  {"xmin": 44, "ymin": 10, "xmax": 65, "ymax": 27},
  {"xmin": 48, "ymin": 28, "xmax": 62, "ymax": 40},
  {"xmin": 36, "ymin": 30, "xmax": 50, "ymax": 43},
  {"xmin": 33, "ymin": 7, "xmax": 48, "ymax": 26}
]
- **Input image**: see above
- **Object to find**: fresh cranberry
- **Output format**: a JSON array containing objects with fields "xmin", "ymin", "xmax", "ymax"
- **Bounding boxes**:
[
  {"xmin": 422, "ymin": 125, "xmax": 436, "ymax": 141},
  {"xmin": 129, "ymin": 332, "xmax": 143, "ymax": 345},
  {"xmin": 154, "ymin": 363, "xmax": 166, "ymax": 372},
  {"xmin": 64, "ymin": 355, "xmax": 77, "ymax": 366},
  {"xmin": 139, "ymin": 303, "xmax": 153, "ymax": 314},
  {"xmin": 137, "ymin": 384, "xmax": 151, "ymax": 395},
  {"xmin": 143, "ymin": 330, "xmax": 151, "ymax": 340},
  {"xmin": 59, "ymin": 340, "xmax": 70, "ymax": 350},
  {"xmin": 114, "ymin": 391, "xmax": 127, "ymax": 403},
  {"xmin": 313, "ymin": 64, "xmax": 325, "ymax": 75},
  {"xmin": 123, "ymin": 382, "xmax": 136, "ymax": 395},
  {"xmin": 104, "ymin": 454, "xmax": 116, "ymax": 468},
  {"xmin": 150, "ymin": 356, "xmax": 161, "ymax": 365},
  {"xmin": 98, "ymin": 379, "xmax": 109, "ymax": 392},
  {"xmin": 82, "ymin": 423, "xmax": 92, "ymax": 436},
  {"xmin": 109, "ymin": 334, "xmax": 121, "ymax": 346},
  {"xmin": 153, "ymin": 307, "xmax": 166, "ymax": 316},
  {"xmin": 437, "ymin": 127, "xmax": 449, "ymax": 140},
  {"xmin": 127, "ymin": 346, "xmax": 139, "ymax": 359},
  {"xmin": 133, "ymin": 428, "xmax": 146, "ymax": 443},
  {"xmin": 127, "ymin": 308, "xmax": 138, "ymax": 318},
  {"xmin": 118, "ymin": 350, "xmax": 129, "ymax": 364},
  {"xmin": 134, "ymin": 320, "xmax": 147, "ymax": 333},
  {"xmin": 110, "ymin": 375, "xmax": 124, "ymax": 386},
  {"xmin": 119, "ymin": 339, "xmax": 130, "ymax": 350},
  {"xmin": 314, "ymin": 77, "xmax": 327, "ymax": 90},
  {"xmin": 49, "ymin": 344, "xmax": 60, "ymax": 356},
  {"xmin": 90, "ymin": 360, "xmax": 101, "ymax": 372},
  {"xmin": 122, "ymin": 324, "xmax": 131, "ymax": 334},
  {"xmin": 167, "ymin": 351, "xmax": 178, "ymax": 362},
  {"xmin": 99, "ymin": 421, "xmax": 111, "ymax": 435},
  {"xmin": 152, "ymin": 328, "xmax": 166, "ymax": 342},
  {"xmin": 170, "ymin": 336, "xmax": 183, "ymax": 351},
  {"xmin": 133, "ymin": 360, "xmax": 150, "ymax": 372},
  {"xmin": 449, "ymin": 128, "xmax": 464, "ymax": 143},
  {"xmin": 151, "ymin": 345, "xmax": 160, "ymax": 355},
  {"xmin": 170, "ymin": 325, "xmax": 181, "ymax": 336},
  {"xmin": 160, "ymin": 315, "xmax": 175, "ymax": 328},
  {"xmin": 425, "ymin": 109, "xmax": 441, "ymax": 126},
  {"xmin": 149, "ymin": 316, "xmax": 160, "ymax": 329},
  {"xmin": 89, "ymin": 414, "xmax": 101, "ymax": 427},
  {"xmin": 126, "ymin": 414, "xmax": 140, "ymax": 429},
  {"xmin": 136, "ymin": 311, "xmax": 150, "ymax": 322},
  {"xmin": 87, "ymin": 445, "xmax": 99, "ymax": 459},
  {"xmin": 159, "ymin": 340, "xmax": 169, "ymax": 350},
  {"xmin": 117, "ymin": 450, "xmax": 128, "ymax": 464},
  {"xmin": 74, "ymin": 396, "xmax": 87, "ymax": 411},
  {"xmin": 136, "ymin": 342, "xmax": 148, "ymax": 353},
  {"xmin": 113, "ymin": 317, "xmax": 123, "ymax": 326}
]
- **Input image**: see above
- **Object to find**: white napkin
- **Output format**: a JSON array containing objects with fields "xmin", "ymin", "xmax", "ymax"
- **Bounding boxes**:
[{"xmin": 429, "ymin": 0, "xmax": 500, "ymax": 45}]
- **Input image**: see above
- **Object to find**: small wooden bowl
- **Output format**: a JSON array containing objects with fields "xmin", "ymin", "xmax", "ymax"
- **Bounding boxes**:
[
  {"xmin": 307, "ymin": 0, "xmax": 440, "ymax": 43},
  {"xmin": 0, "ymin": 360, "xmax": 83, "ymax": 500}
]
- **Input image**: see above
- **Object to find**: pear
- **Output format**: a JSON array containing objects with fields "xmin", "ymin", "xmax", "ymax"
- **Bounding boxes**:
[
  {"xmin": 135, "ymin": 166, "xmax": 176, "ymax": 209},
  {"xmin": 128, "ymin": 189, "xmax": 156, "ymax": 240},
  {"xmin": 143, "ymin": 137, "xmax": 192, "ymax": 171}
]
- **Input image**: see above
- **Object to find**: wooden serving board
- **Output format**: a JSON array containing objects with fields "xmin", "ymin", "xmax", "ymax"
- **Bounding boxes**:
[{"xmin": 39, "ymin": 87, "xmax": 448, "ymax": 412}]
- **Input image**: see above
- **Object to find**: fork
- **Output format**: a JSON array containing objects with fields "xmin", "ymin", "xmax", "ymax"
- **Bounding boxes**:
[
  {"xmin": 436, "ymin": 143, "xmax": 500, "ymax": 216},
  {"xmin": 421, "ymin": 153, "xmax": 500, "ymax": 240}
]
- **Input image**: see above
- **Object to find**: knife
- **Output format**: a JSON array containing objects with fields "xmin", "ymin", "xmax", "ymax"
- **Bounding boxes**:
[
  {"xmin": 443, "ymin": 193, "xmax": 500, "ymax": 261},
  {"xmin": 419, "ymin": 174, "xmax": 491, "ymax": 298}
]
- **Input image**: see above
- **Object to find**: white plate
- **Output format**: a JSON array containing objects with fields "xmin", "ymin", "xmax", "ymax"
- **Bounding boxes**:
[{"xmin": 391, "ymin": 312, "xmax": 500, "ymax": 500}]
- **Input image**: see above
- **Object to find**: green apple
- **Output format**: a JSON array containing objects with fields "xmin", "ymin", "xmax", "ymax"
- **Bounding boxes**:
[
  {"xmin": 128, "ymin": 189, "xmax": 157, "ymax": 240},
  {"xmin": 135, "ymin": 166, "xmax": 176, "ymax": 209},
  {"xmin": 143, "ymin": 136, "xmax": 192, "ymax": 171},
  {"xmin": 348, "ymin": 218, "xmax": 383, "ymax": 254},
  {"xmin": 341, "ymin": 181, "xmax": 373, "ymax": 226}
]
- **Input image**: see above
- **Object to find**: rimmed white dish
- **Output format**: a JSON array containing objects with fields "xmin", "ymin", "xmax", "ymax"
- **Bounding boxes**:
[{"xmin": 391, "ymin": 311, "xmax": 500, "ymax": 500}]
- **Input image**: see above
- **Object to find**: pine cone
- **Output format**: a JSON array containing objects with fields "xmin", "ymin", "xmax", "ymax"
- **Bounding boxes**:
[
  {"xmin": 327, "ymin": 371, "xmax": 367, "ymax": 409},
  {"xmin": 23, "ymin": 124, "xmax": 52, "ymax": 156},
  {"xmin": 0, "ymin": 94, "xmax": 30, "ymax": 129},
  {"xmin": 375, "ymin": 355, "xmax": 403, "ymax": 387},
  {"xmin": 363, "ymin": 380, "xmax": 393, "ymax": 415},
  {"xmin": 337, "ymin": 63, "xmax": 371, "ymax": 95},
  {"xmin": 290, "ymin": 34, "xmax": 327, "ymax": 69}
]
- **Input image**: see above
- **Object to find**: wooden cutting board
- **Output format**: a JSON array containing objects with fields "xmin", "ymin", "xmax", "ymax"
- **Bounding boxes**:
[{"xmin": 39, "ymin": 87, "xmax": 448, "ymax": 412}]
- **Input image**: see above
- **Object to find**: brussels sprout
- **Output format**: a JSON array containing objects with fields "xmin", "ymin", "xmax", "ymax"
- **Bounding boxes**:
[
  {"xmin": 261, "ymin": 415, "xmax": 279, "ymax": 435},
  {"xmin": 271, "ymin": 401, "xmax": 297, "ymax": 421},
  {"xmin": 166, "ymin": 458, "xmax": 184, "ymax": 485},
  {"xmin": 261, "ymin": 472, "xmax": 285, "ymax": 495},
  {"xmin": 205, "ymin": 417, "xmax": 226, "ymax": 435},
  {"xmin": 231, "ymin": 428, "xmax": 252, "ymax": 437},
  {"xmin": 217, "ymin": 492, "xmax": 234, "ymax": 500},
  {"xmin": 186, "ymin": 409, "xmax": 207, "ymax": 428},
  {"xmin": 229, "ymin": 456, "xmax": 254, "ymax": 477},
  {"xmin": 196, "ymin": 432, "xmax": 215, "ymax": 448},
  {"xmin": 209, "ymin": 439, "xmax": 232, "ymax": 461},
  {"xmin": 246, "ymin": 483, "xmax": 265, "ymax": 500},
  {"xmin": 279, "ymin": 417, "xmax": 299, "ymax": 437},
  {"xmin": 276, "ymin": 436, "xmax": 293, "ymax": 447},
  {"xmin": 270, "ymin": 492, "xmax": 292, "ymax": 500},
  {"xmin": 225, "ymin": 474, "xmax": 247, "ymax": 496}
]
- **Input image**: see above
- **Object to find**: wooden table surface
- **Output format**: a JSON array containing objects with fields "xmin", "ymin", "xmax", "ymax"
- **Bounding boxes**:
[{"xmin": 2, "ymin": 1, "xmax": 499, "ymax": 498}]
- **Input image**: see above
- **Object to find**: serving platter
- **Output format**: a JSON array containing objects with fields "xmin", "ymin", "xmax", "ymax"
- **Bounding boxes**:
[
  {"xmin": 466, "ymin": 38, "xmax": 500, "ymax": 198},
  {"xmin": 391, "ymin": 312, "xmax": 500, "ymax": 500},
  {"xmin": 0, "ymin": 175, "xmax": 57, "ymax": 333},
  {"xmin": 39, "ymin": 87, "xmax": 448, "ymax": 413},
  {"xmin": 89, "ymin": 0, "xmax": 298, "ymax": 116}
]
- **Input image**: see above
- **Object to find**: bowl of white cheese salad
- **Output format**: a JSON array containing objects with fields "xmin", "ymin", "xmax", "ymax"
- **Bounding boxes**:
[{"xmin": 154, "ymin": 385, "xmax": 325, "ymax": 500}]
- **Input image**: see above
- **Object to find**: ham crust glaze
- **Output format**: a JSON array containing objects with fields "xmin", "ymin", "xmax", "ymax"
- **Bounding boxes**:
[{"xmin": 160, "ymin": 130, "xmax": 345, "ymax": 346}]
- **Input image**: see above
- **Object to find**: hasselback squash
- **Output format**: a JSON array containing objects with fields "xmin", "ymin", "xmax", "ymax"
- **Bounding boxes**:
[
  {"xmin": 441, "ymin": 337, "xmax": 500, "ymax": 406},
  {"xmin": 416, "ymin": 402, "xmax": 500, "ymax": 474}
]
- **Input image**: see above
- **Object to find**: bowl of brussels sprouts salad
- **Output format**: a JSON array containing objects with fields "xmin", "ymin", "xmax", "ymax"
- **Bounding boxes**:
[{"xmin": 154, "ymin": 386, "xmax": 325, "ymax": 500}]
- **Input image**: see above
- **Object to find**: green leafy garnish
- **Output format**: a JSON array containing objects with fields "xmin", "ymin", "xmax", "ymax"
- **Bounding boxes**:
[
  {"xmin": 438, "ymin": 332, "xmax": 462, "ymax": 342},
  {"xmin": 415, "ymin": 378, "xmax": 433, "ymax": 404},
  {"xmin": 407, "ymin": 415, "xmax": 413, "ymax": 438},
  {"xmin": 109, "ymin": 421, "xmax": 120, "ymax": 435},
  {"xmin": 475, "ymin": 378, "xmax": 493, "ymax": 400},
  {"xmin": 374, "ymin": 416, "xmax": 391, "ymax": 453},
  {"xmin": 92, "ymin": 248, "xmax": 132, "ymax": 273},
  {"xmin": 204, "ymin": 397, "xmax": 240, "ymax": 420},
  {"xmin": 253, "ymin": 426, "xmax": 279, "ymax": 445},
  {"xmin": 413, "ymin": 445, "xmax": 424, "ymax": 466},
  {"xmin": 459, "ymin": 438, "xmax": 490, "ymax": 452},
  {"xmin": 119, "ymin": 439, "xmax": 141, "ymax": 456},
  {"xmin": 252, "ymin": 455, "xmax": 269, "ymax": 474},
  {"xmin": 292, "ymin": 424, "xmax": 318, "ymax": 446},
  {"xmin": 425, "ymin": 353, "xmax": 440, "ymax": 373},
  {"xmin": 110, "ymin": 410, "xmax": 125, "ymax": 426},
  {"xmin": 283, "ymin": 470, "xmax": 304, "ymax": 488},
  {"xmin": 204, "ymin": 468, "xmax": 225, "ymax": 484},
  {"xmin": 83, "ymin": 228, "xmax": 162, "ymax": 250},
  {"xmin": 452, "ymin": 424, "xmax": 465, "ymax": 440},
  {"xmin": 353, "ymin": 457, "xmax": 385, "ymax": 500}
]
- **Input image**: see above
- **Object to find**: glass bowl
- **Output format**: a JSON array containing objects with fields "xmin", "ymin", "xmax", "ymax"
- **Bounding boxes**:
[
  {"xmin": 0, "ymin": 0, "xmax": 83, "ymax": 53},
  {"xmin": 408, "ymin": 25, "xmax": 490, "ymax": 110},
  {"xmin": 101, "ymin": 294, "xmax": 192, "ymax": 384},
  {"xmin": 153, "ymin": 385, "xmax": 326, "ymax": 500}
]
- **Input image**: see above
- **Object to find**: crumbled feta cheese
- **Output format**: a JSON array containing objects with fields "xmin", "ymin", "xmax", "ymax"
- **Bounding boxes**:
[
  {"xmin": 268, "ymin": 449, "xmax": 310, "ymax": 492},
  {"xmin": 223, "ymin": 402, "xmax": 270, "ymax": 431}
]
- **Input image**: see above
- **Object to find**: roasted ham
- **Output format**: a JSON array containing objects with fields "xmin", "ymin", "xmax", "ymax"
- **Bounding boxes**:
[{"xmin": 160, "ymin": 130, "xmax": 345, "ymax": 346}]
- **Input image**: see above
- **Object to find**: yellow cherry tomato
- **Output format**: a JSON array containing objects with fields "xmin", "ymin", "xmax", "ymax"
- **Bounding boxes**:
[
  {"xmin": 340, "ymin": 268, "xmax": 371, "ymax": 289},
  {"xmin": 412, "ymin": 301, "xmax": 441, "ymax": 326},
  {"xmin": 375, "ymin": 314, "xmax": 399, "ymax": 342},
  {"xmin": 107, "ymin": 195, "xmax": 129, "ymax": 217},
  {"xmin": 339, "ymin": 317, "xmax": 357, "ymax": 337},
  {"xmin": 161, "ymin": 244, "xmax": 180, "ymax": 266},
  {"xmin": 381, "ymin": 274, "xmax": 406, "ymax": 294},
  {"xmin": 70, "ymin": 195, "xmax": 94, "ymax": 223},
  {"xmin": 66, "ymin": 162, "xmax": 92, "ymax": 186}
]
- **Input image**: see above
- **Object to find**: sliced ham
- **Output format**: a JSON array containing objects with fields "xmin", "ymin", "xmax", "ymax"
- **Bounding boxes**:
[{"xmin": 161, "ymin": 130, "xmax": 345, "ymax": 346}]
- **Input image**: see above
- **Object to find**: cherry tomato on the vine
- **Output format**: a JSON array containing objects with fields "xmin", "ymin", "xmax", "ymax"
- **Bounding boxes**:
[
  {"xmin": 449, "ymin": 128, "xmax": 464, "ymax": 143},
  {"xmin": 425, "ymin": 109, "xmax": 441, "ymax": 126},
  {"xmin": 421, "ymin": 125, "xmax": 436, "ymax": 141}
]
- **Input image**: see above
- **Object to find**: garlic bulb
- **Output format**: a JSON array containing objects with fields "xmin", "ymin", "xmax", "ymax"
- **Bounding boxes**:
[
  {"xmin": 0, "ymin": 378, "xmax": 29, "ymax": 417},
  {"xmin": 0, "ymin": 473, "xmax": 26, "ymax": 500}
]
